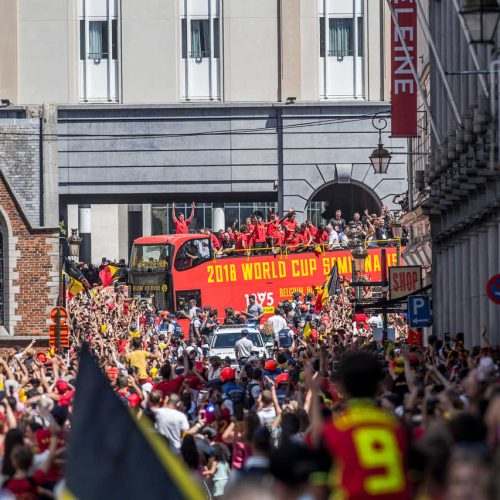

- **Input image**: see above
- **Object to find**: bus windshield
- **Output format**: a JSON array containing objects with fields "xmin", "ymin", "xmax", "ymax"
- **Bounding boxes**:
[{"xmin": 130, "ymin": 244, "xmax": 170, "ymax": 272}]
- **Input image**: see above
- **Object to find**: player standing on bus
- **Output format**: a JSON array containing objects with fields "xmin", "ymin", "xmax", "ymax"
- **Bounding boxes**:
[{"xmin": 172, "ymin": 202, "xmax": 195, "ymax": 234}]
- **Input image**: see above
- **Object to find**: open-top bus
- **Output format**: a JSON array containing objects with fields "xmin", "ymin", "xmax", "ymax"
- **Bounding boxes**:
[{"xmin": 128, "ymin": 234, "xmax": 401, "ymax": 318}]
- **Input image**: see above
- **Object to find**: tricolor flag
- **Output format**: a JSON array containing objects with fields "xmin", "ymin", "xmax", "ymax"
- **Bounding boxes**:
[
  {"xmin": 63, "ymin": 259, "xmax": 90, "ymax": 299},
  {"xmin": 64, "ymin": 343, "xmax": 204, "ymax": 500},
  {"xmin": 99, "ymin": 265, "xmax": 127, "ymax": 288}
]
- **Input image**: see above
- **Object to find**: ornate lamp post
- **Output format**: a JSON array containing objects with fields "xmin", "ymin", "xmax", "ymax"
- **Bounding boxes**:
[
  {"xmin": 67, "ymin": 229, "xmax": 82, "ymax": 261},
  {"xmin": 369, "ymin": 113, "xmax": 392, "ymax": 174},
  {"xmin": 459, "ymin": 0, "xmax": 500, "ymax": 44}
]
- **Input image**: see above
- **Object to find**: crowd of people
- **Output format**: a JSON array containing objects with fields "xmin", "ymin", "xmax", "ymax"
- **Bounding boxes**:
[
  {"xmin": 172, "ymin": 203, "xmax": 407, "ymax": 256},
  {"xmin": 0, "ymin": 274, "xmax": 497, "ymax": 499}
]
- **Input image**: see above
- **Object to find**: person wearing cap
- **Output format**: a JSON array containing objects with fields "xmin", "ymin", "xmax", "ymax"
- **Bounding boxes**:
[{"xmin": 234, "ymin": 330, "xmax": 255, "ymax": 367}]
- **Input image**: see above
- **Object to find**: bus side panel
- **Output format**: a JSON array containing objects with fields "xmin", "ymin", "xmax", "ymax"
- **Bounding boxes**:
[{"xmin": 172, "ymin": 248, "xmax": 399, "ymax": 320}]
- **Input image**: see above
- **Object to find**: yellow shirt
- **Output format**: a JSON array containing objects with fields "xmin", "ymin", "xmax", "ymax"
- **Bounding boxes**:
[{"xmin": 126, "ymin": 350, "xmax": 151, "ymax": 379}]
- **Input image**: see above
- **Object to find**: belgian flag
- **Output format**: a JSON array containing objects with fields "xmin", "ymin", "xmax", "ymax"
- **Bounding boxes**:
[
  {"xmin": 317, "ymin": 262, "xmax": 341, "ymax": 307},
  {"xmin": 64, "ymin": 344, "xmax": 204, "ymax": 500},
  {"xmin": 99, "ymin": 265, "xmax": 128, "ymax": 287},
  {"xmin": 63, "ymin": 259, "xmax": 90, "ymax": 298}
]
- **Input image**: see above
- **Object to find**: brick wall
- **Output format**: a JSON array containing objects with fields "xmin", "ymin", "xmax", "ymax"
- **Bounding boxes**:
[{"xmin": 0, "ymin": 175, "xmax": 58, "ymax": 335}]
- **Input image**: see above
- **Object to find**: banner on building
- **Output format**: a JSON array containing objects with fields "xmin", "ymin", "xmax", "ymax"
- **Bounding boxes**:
[{"xmin": 391, "ymin": 0, "xmax": 418, "ymax": 137}]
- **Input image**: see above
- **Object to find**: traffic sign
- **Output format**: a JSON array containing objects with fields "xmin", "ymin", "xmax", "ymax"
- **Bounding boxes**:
[
  {"xmin": 49, "ymin": 324, "xmax": 69, "ymax": 348},
  {"xmin": 486, "ymin": 274, "xmax": 500, "ymax": 305},
  {"xmin": 408, "ymin": 295, "xmax": 431, "ymax": 327},
  {"xmin": 50, "ymin": 306, "xmax": 68, "ymax": 324},
  {"xmin": 389, "ymin": 266, "xmax": 422, "ymax": 300}
]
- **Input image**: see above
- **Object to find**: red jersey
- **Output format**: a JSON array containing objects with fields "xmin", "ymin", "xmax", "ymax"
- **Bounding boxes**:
[
  {"xmin": 236, "ymin": 233, "xmax": 247, "ymax": 250},
  {"xmin": 301, "ymin": 228, "xmax": 312, "ymax": 244},
  {"xmin": 286, "ymin": 233, "xmax": 305, "ymax": 247},
  {"xmin": 282, "ymin": 219, "xmax": 297, "ymax": 238},
  {"xmin": 153, "ymin": 375, "xmax": 185, "ymax": 398},
  {"xmin": 210, "ymin": 233, "xmax": 220, "ymax": 250},
  {"xmin": 206, "ymin": 406, "xmax": 231, "ymax": 442},
  {"xmin": 252, "ymin": 223, "xmax": 267, "ymax": 243},
  {"xmin": 174, "ymin": 219, "xmax": 190, "ymax": 234},
  {"xmin": 315, "ymin": 230, "xmax": 328, "ymax": 244},
  {"xmin": 322, "ymin": 400, "xmax": 410, "ymax": 500},
  {"xmin": 308, "ymin": 225, "xmax": 318, "ymax": 237}
]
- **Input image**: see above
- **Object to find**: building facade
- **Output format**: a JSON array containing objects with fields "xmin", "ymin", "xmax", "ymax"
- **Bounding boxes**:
[
  {"xmin": 0, "ymin": 0, "xmax": 409, "ymax": 333},
  {"xmin": 404, "ymin": 0, "xmax": 500, "ymax": 345}
]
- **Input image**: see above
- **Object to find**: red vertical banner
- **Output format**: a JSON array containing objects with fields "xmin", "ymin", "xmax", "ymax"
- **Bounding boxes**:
[{"xmin": 391, "ymin": 0, "xmax": 418, "ymax": 137}]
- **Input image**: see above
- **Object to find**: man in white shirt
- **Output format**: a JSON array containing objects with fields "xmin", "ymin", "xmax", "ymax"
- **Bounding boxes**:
[
  {"xmin": 153, "ymin": 393, "xmax": 189, "ymax": 453},
  {"xmin": 268, "ymin": 308, "xmax": 287, "ymax": 342},
  {"xmin": 234, "ymin": 329, "xmax": 255, "ymax": 365}
]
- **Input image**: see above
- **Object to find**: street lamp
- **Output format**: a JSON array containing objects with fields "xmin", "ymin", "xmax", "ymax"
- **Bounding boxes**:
[
  {"xmin": 459, "ymin": 0, "xmax": 500, "ymax": 43},
  {"xmin": 67, "ymin": 228, "xmax": 82, "ymax": 261},
  {"xmin": 369, "ymin": 113, "xmax": 392, "ymax": 174},
  {"xmin": 390, "ymin": 221, "xmax": 403, "ymax": 239},
  {"xmin": 350, "ymin": 245, "xmax": 369, "ymax": 273}
]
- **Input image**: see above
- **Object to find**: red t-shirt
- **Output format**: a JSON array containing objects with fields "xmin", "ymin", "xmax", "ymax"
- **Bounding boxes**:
[
  {"xmin": 153, "ymin": 375, "xmax": 185, "ymax": 397},
  {"xmin": 210, "ymin": 233, "xmax": 220, "ymax": 250},
  {"xmin": 286, "ymin": 233, "xmax": 305, "ymax": 247},
  {"xmin": 315, "ymin": 230, "xmax": 328, "ymax": 243},
  {"xmin": 236, "ymin": 233, "xmax": 247, "ymax": 250},
  {"xmin": 282, "ymin": 219, "xmax": 297, "ymax": 237},
  {"xmin": 174, "ymin": 219, "xmax": 190, "ymax": 234},
  {"xmin": 206, "ymin": 406, "xmax": 231, "ymax": 442},
  {"xmin": 253, "ymin": 223, "xmax": 267, "ymax": 243},
  {"xmin": 322, "ymin": 400, "xmax": 410, "ymax": 500},
  {"xmin": 308, "ymin": 225, "xmax": 318, "ymax": 237},
  {"xmin": 301, "ymin": 228, "xmax": 312, "ymax": 244}
]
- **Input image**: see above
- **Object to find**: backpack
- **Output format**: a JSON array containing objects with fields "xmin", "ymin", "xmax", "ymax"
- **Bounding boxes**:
[{"xmin": 245, "ymin": 382, "xmax": 260, "ymax": 410}]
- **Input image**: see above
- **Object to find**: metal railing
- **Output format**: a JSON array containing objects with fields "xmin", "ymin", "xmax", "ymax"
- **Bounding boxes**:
[{"xmin": 213, "ymin": 239, "xmax": 402, "ymax": 261}]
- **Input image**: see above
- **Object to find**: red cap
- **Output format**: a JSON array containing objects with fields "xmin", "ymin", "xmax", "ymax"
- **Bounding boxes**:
[
  {"xmin": 276, "ymin": 373, "xmax": 289, "ymax": 386},
  {"xmin": 56, "ymin": 380, "xmax": 69, "ymax": 393},
  {"xmin": 265, "ymin": 359, "xmax": 277, "ymax": 372},
  {"xmin": 128, "ymin": 393, "xmax": 141, "ymax": 408},
  {"xmin": 220, "ymin": 367, "xmax": 235, "ymax": 383}
]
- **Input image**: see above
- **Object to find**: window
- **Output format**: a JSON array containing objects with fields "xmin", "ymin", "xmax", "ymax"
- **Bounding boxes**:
[
  {"xmin": 213, "ymin": 18, "xmax": 220, "ymax": 58},
  {"xmin": 329, "ymin": 18, "xmax": 354, "ymax": 57},
  {"xmin": 212, "ymin": 332, "xmax": 263, "ymax": 349},
  {"xmin": 181, "ymin": 0, "xmax": 221, "ymax": 100},
  {"xmin": 175, "ymin": 239, "xmax": 211, "ymax": 271},
  {"xmin": 130, "ymin": 245, "xmax": 170, "ymax": 272},
  {"xmin": 191, "ymin": 19, "xmax": 210, "ymax": 58},
  {"xmin": 320, "ymin": 17, "xmax": 325, "ymax": 57},
  {"xmin": 78, "ymin": 0, "xmax": 119, "ymax": 102},
  {"xmin": 357, "ymin": 17, "xmax": 364, "ymax": 57}
]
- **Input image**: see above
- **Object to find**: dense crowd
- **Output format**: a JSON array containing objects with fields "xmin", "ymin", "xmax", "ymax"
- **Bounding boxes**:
[
  {"xmin": 0, "ymin": 275, "xmax": 498, "ymax": 499},
  {"xmin": 173, "ymin": 203, "xmax": 408, "ymax": 255}
]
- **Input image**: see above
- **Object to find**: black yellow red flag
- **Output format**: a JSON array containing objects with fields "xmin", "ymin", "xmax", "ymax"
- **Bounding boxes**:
[{"xmin": 64, "ymin": 343, "xmax": 204, "ymax": 500}]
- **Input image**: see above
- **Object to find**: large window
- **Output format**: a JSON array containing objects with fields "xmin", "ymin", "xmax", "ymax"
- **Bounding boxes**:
[
  {"xmin": 319, "ymin": 0, "xmax": 365, "ymax": 99},
  {"xmin": 181, "ymin": 0, "xmax": 221, "ymax": 100},
  {"xmin": 79, "ymin": 0, "xmax": 119, "ymax": 102}
]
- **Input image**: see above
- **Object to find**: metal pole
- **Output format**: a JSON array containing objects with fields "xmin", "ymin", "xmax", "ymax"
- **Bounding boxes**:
[
  {"xmin": 277, "ymin": 107, "xmax": 284, "ymax": 215},
  {"xmin": 415, "ymin": 0, "xmax": 464, "ymax": 125},
  {"xmin": 385, "ymin": 0, "xmax": 443, "ymax": 146},
  {"xmin": 381, "ymin": 249, "xmax": 388, "ymax": 343},
  {"xmin": 56, "ymin": 307, "xmax": 61, "ymax": 351}
]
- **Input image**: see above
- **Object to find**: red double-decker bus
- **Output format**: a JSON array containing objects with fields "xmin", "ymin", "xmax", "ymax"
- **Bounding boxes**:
[{"xmin": 128, "ymin": 234, "xmax": 401, "ymax": 317}]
